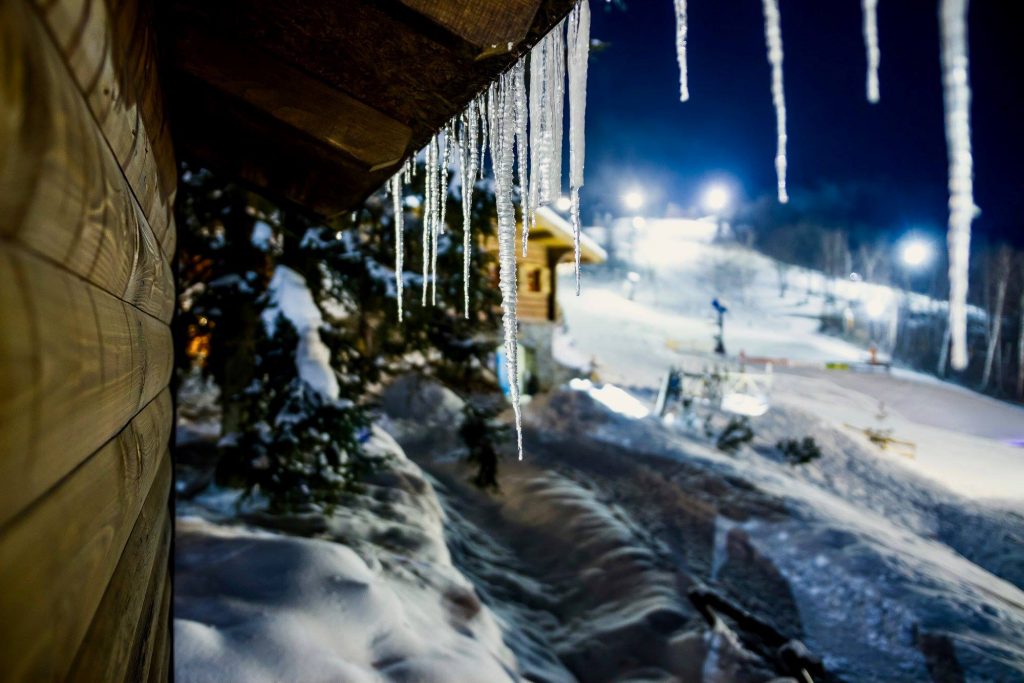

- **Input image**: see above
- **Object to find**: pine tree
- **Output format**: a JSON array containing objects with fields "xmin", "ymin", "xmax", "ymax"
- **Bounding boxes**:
[{"xmin": 174, "ymin": 162, "xmax": 508, "ymax": 506}]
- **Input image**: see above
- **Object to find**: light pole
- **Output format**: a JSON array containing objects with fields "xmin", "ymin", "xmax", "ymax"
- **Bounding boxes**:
[
  {"xmin": 701, "ymin": 183, "xmax": 731, "ymax": 240},
  {"xmin": 621, "ymin": 189, "xmax": 645, "ymax": 263}
]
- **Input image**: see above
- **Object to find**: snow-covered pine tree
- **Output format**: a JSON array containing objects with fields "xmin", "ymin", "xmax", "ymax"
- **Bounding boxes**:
[
  {"xmin": 215, "ymin": 314, "xmax": 371, "ymax": 511},
  {"xmin": 175, "ymin": 162, "xmax": 509, "ymax": 504}
]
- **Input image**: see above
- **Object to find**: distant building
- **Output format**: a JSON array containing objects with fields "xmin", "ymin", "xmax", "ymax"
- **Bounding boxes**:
[{"xmin": 486, "ymin": 207, "xmax": 606, "ymax": 392}]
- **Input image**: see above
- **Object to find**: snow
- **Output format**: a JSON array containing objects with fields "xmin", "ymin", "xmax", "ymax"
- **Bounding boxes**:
[
  {"xmin": 558, "ymin": 230, "xmax": 1024, "ymax": 501},
  {"xmin": 569, "ymin": 378, "xmax": 650, "ymax": 419},
  {"xmin": 262, "ymin": 266, "xmax": 339, "ymax": 401},
  {"xmin": 250, "ymin": 220, "xmax": 275, "ymax": 250},
  {"xmin": 674, "ymin": 0, "xmax": 690, "ymax": 102},
  {"xmin": 862, "ymin": 0, "xmax": 880, "ymax": 102},
  {"xmin": 939, "ymin": 0, "xmax": 977, "ymax": 371},
  {"xmin": 175, "ymin": 429, "xmax": 522, "ymax": 683},
  {"xmin": 761, "ymin": 0, "xmax": 789, "ymax": 204}
]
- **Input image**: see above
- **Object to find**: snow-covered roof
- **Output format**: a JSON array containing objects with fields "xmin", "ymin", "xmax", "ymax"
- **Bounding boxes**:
[{"xmin": 533, "ymin": 206, "xmax": 607, "ymax": 264}]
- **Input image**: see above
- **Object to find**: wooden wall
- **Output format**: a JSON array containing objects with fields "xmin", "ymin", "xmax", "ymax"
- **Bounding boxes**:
[{"xmin": 0, "ymin": 0, "xmax": 175, "ymax": 678}]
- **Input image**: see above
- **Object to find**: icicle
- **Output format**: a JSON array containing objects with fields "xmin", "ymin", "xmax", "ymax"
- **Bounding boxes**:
[
  {"xmin": 439, "ymin": 125, "xmax": 451, "ymax": 235},
  {"xmin": 674, "ymin": 0, "xmax": 689, "ymax": 102},
  {"xmin": 940, "ymin": 0, "xmax": 976, "ymax": 371},
  {"xmin": 567, "ymin": 0, "xmax": 590, "ymax": 295},
  {"xmin": 479, "ymin": 93, "xmax": 489, "ymax": 181},
  {"xmin": 422, "ymin": 136, "xmax": 437, "ymax": 306},
  {"xmin": 863, "ymin": 0, "xmax": 880, "ymax": 103},
  {"xmin": 512, "ymin": 58, "xmax": 530, "ymax": 256},
  {"xmin": 528, "ymin": 19, "xmax": 567, "ymax": 224},
  {"xmin": 548, "ymin": 23, "xmax": 566, "ymax": 205},
  {"xmin": 762, "ymin": 0, "xmax": 788, "ymax": 204},
  {"xmin": 490, "ymin": 75, "xmax": 524, "ymax": 460},
  {"xmin": 460, "ymin": 104, "xmax": 479, "ymax": 319},
  {"xmin": 527, "ymin": 47, "xmax": 543, "ymax": 241},
  {"xmin": 390, "ymin": 172, "xmax": 405, "ymax": 322},
  {"xmin": 431, "ymin": 132, "xmax": 443, "ymax": 306}
]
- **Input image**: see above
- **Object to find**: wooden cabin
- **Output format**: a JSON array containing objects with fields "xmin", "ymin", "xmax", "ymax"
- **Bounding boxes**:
[
  {"xmin": 0, "ymin": 0, "xmax": 578, "ymax": 678},
  {"xmin": 487, "ymin": 206, "xmax": 607, "ymax": 323},
  {"xmin": 486, "ymin": 207, "xmax": 606, "ymax": 391}
]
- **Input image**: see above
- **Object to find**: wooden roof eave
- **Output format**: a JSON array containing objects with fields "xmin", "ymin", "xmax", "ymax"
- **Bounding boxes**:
[{"xmin": 159, "ymin": 0, "xmax": 581, "ymax": 218}]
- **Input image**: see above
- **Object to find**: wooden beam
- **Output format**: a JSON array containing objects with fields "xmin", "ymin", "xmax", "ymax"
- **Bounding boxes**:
[
  {"xmin": 161, "ymin": 0, "xmax": 580, "ymax": 215},
  {"xmin": 172, "ymin": 23, "xmax": 412, "ymax": 171},
  {"xmin": 0, "ymin": 395, "xmax": 171, "ymax": 681},
  {"xmin": 66, "ymin": 452, "xmax": 171, "ymax": 682},
  {"xmin": 28, "ymin": 0, "xmax": 177, "ymax": 250},
  {"xmin": 398, "ymin": 0, "xmax": 541, "ymax": 50},
  {"xmin": 0, "ymin": 2, "xmax": 174, "ymax": 322},
  {"xmin": 0, "ymin": 244, "xmax": 173, "ymax": 526}
]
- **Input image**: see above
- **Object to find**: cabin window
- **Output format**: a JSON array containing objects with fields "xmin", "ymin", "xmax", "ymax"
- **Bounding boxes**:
[{"xmin": 525, "ymin": 266, "xmax": 543, "ymax": 293}]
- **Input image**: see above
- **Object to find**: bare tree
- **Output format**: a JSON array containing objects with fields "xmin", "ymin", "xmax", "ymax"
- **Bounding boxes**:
[
  {"xmin": 856, "ymin": 240, "xmax": 890, "ymax": 284},
  {"xmin": 774, "ymin": 260, "xmax": 790, "ymax": 298},
  {"xmin": 1017, "ymin": 261, "xmax": 1024, "ymax": 398},
  {"xmin": 980, "ymin": 245, "xmax": 1012, "ymax": 391}
]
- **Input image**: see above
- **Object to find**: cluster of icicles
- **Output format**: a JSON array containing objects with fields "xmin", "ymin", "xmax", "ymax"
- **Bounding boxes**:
[
  {"xmin": 671, "ymin": 0, "xmax": 977, "ymax": 369},
  {"xmin": 384, "ymin": 0, "xmax": 978, "ymax": 458},
  {"xmin": 386, "ymin": 0, "xmax": 591, "ymax": 458}
]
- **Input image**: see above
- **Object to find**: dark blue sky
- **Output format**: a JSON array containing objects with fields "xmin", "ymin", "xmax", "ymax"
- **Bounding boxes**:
[{"xmin": 583, "ymin": 0, "xmax": 1022, "ymax": 246}]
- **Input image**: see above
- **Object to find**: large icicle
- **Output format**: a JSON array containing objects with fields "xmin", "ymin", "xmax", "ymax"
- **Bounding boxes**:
[
  {"xmin": 567, "ymin": 0, "xmax": 590, "ymax": 295},
  {"xmin": 674, "ymin": 0, "xmax": 689, "ymax": 102},
  {"xmin": 762, "ymin": 0, "xmax": 789, "ymax": 204},
  {"xmin": 422, "ymin": 137, "xmax": 435, "ymax": 306},
  {"xmin": 439, "ymin": 125, "xmax": 451, "ymax": 235},
  {"xmin": 939, "ymin": 0, "xmax": 976, "ymax": 371},
  {"xmin": 512, "ymin": 58, "xmax": 530, "ymax": 256},
  {"xmin": 490, "ymin": 75, "xmax": 524, "ymax": 460},
  {"xmin": 862, "ymin": 0, "xmax": 880, "ymax": 103},
  {"xmin": 460, "ymin": 103, "xmax": 479, "ymax": 319},
  {"xmin": 529, "ymin": 20, "xmax": 567, "ymax": 222},
  {"xmin": 390, "ymin": 172, "xmax": 405, "ymax": 322}
]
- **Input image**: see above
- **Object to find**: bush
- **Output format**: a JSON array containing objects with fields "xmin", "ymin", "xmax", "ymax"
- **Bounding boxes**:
[
  {"xmin": 776, "ymin": 437, "xmax": 822, "ymax": 465},
  {"xmin": 717, "ymin": 416, "xmax": 754, "ymax": 454}
]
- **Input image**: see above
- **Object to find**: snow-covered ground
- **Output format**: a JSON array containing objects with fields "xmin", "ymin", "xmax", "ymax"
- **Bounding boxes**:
[
  {"xmin": 561, "ymin": 226, "xmax": 1024, "ymax": 504},
  {"xmin": 174, "ymin": 229, "xmax": 1024, "ymax": 682},
  {"xmin": 526, "ymin": 231, "xmax": 1024, "ymax": 680},
  {"xmin": 174, "ymin": 427, "xmax": 522, "ymax": 683}
]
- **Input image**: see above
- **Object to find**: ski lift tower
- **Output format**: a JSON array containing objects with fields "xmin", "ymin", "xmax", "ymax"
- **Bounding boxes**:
[{"xmin": 712, "ymin": 298, "xmax": 728, "ymax": 355}]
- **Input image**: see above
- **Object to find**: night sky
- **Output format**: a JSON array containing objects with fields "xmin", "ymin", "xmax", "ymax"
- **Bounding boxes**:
[{"xmin": 583, "ymin": 0, "xmax": 1023, "ymax": 246}]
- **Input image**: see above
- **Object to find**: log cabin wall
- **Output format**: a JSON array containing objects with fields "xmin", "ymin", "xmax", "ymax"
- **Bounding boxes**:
[{"xmin": 0, "ymin": 0, "xmax": 175, "ymax": 678}]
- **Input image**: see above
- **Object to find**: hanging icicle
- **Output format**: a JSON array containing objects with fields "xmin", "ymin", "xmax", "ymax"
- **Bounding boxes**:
[
  {"xmin": 478, "ymin": 93, "xmax": 489, "ymax": 181},
  {"xmin": 460, "ymin": 103, "xmax": 479, "ymax": 319},
  {"xmin": 761, "ymin": 0, "xmax": 788, "ymax": 204},
  {"xmin": 488, "ymin": 75, "xmax": 524, "ymax": 460},
  {"xmin": 862, "ymin": 0, "xmax": 880, "ymax": 103},
  {"xmin": 439, "ymin": 125, "xmax": 451, "ymax": 236},
  {"xmin": 512, "ymin": 58, "xmax": 530, "ymax": 256},
  {"xmin": 674, "ymin": 0, "xmax": 689, "ymax": 102},
  {"xmin": 568, "ymin": 0, "xmax": 591, "ymax": 295},
  {"xmin": 422, "ymin": 136, "xmax": 435, "ymax": 306},
  {"xmin": 529, "ymin": 20, "xmax": 567, "ymax": 222},
  {"xmin": 939, "ymin": 0, "xmax": 976, "ymax": 371},
  {"xmin": 390, "ymin": 172, "xmax": 405, "ymax": 322}
]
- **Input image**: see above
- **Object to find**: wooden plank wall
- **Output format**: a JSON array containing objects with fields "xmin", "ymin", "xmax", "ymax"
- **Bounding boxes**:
[{"xmin": 0, "ymin": 0, "xmax": 175, "ymax": 678}]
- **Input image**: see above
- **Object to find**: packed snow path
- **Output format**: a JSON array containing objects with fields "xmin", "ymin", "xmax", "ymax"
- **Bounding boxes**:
[{"xmin": 382, "ymin": 378, "xmax": 1024, "ymax": 682}]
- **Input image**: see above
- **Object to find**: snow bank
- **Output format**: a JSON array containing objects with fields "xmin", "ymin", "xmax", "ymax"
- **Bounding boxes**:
[
  {"xmin": 262, "ymin": 266, "xmax": 339, "ymax": 400},
  {"xmin": 525, "ymin": 387, "xmax": 1024, "ymax": 682},
  {"xmin": 175, "ymin": 428, "xmax": 520, "ymax": 683}
]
